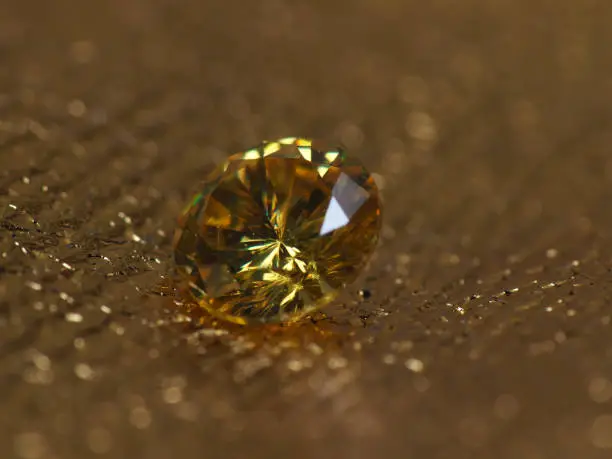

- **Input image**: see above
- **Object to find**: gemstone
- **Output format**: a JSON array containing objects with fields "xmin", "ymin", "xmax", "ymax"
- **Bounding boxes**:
[{"xmin": 173, "ymin": 137, "xmax": 382, "ymax": 325}]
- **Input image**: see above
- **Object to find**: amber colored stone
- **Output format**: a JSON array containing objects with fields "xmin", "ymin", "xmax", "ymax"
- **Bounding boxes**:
[{"xmin": 173, "ymin": 137, "xmax": 381, "ymax": 324}]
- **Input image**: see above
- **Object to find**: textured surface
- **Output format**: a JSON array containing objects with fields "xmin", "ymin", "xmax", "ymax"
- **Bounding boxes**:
[{"xmin": 2, "ymin": 1, "xmax": 612, "ymax": 458}]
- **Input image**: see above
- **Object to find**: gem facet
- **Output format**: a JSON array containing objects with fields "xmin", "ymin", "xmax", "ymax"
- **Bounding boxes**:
[{"xmin": 173, "ymin": 137, "xmax": 381, "ymax": 324}]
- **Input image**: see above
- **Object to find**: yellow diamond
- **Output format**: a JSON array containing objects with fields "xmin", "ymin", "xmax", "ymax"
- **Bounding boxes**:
[{"xmin": 173, "ymin": 137, "xmax": 382, "ymax": 325}]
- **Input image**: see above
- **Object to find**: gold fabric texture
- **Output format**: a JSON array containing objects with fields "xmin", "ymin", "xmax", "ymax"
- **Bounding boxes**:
[{"xmin": 1, "ymin": 1, "xmax": 612, "ymax": 458}]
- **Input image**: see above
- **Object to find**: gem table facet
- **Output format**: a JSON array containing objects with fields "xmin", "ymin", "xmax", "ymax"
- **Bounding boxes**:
[{"xmin": 173, "ymin": 137, "xmax": 382, "ymax": 325}]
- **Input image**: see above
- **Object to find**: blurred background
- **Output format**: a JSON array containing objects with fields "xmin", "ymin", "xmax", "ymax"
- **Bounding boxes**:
[{"xmin": 2, "ymin": 0, "xmax": 612, "ymax": 458}]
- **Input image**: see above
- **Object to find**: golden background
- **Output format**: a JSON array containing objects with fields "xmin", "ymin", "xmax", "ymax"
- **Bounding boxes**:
[{"xmin": 2, "ymin": 0, "xmax": 612, "ymax": 458}]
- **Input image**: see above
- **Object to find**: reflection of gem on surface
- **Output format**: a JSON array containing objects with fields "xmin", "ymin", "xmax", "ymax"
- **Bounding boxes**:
[{"xmin": 173, "ymin": 137, "xmax": 382, "ymax": 325}]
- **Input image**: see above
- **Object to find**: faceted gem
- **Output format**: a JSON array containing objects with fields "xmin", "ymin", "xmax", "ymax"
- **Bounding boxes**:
[{"xmin": 173, "ymin": 137, "xmax": 382, "ymax": 325}]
